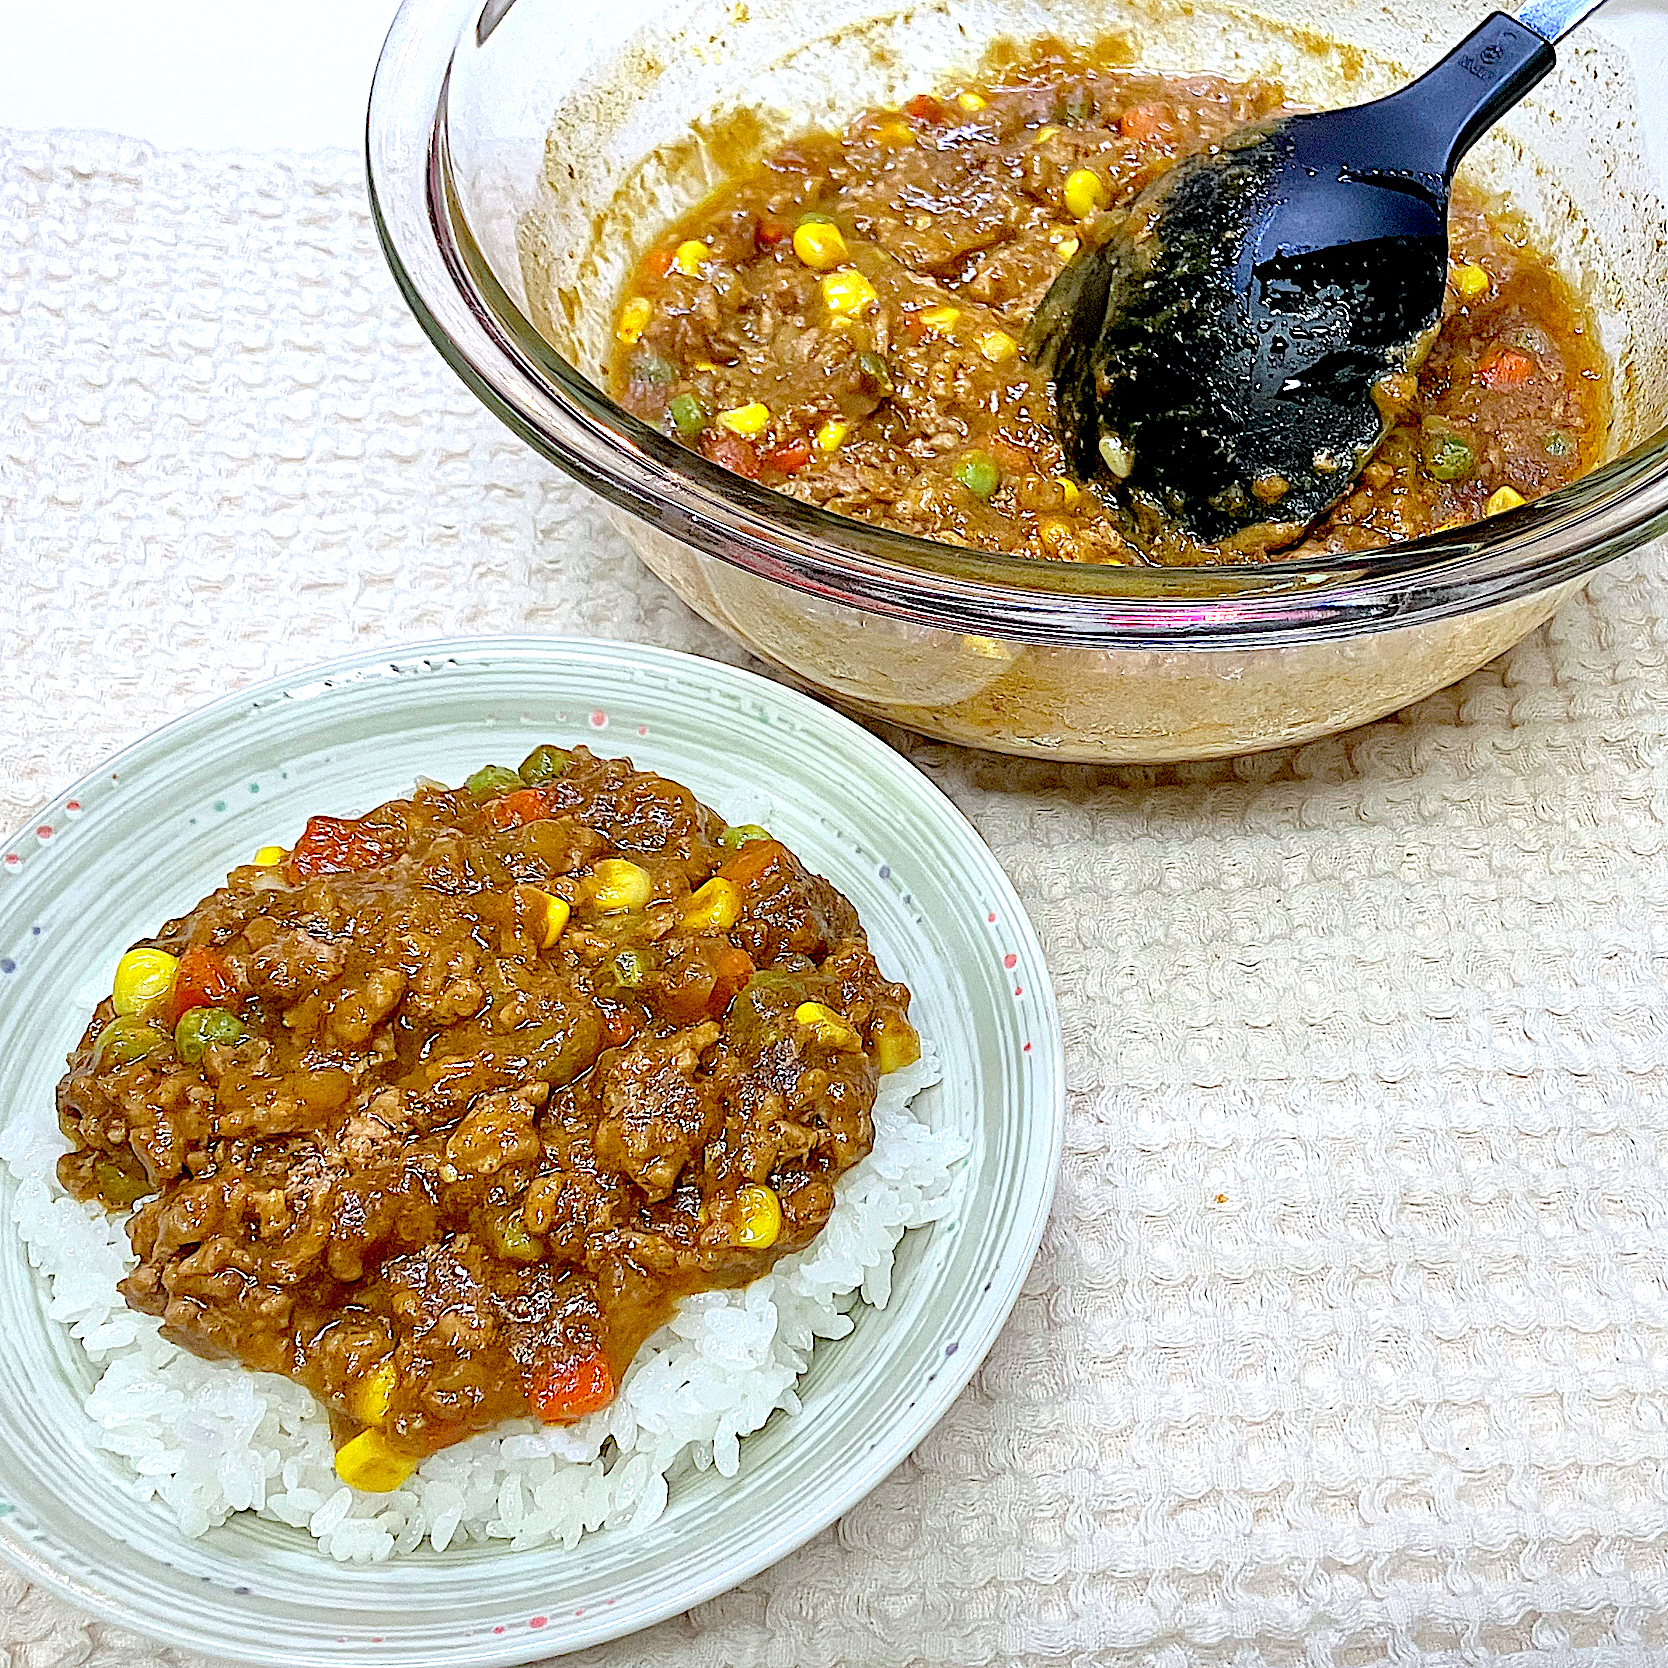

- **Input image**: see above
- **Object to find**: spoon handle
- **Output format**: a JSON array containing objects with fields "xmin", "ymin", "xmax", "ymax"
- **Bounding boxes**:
[
  {"xmin": 1373, "ymin": 11, "xmax": 1555, "ymax": 177},
  {"xmin": 1515, "ymin": 0, "xmax": 1610, "ymax": 42}
]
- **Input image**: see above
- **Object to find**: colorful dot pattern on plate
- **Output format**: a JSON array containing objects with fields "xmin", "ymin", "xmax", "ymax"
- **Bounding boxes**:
[{"xmin": 0, "ymin": 637, "xmax": 1062, "ymax": 1668}]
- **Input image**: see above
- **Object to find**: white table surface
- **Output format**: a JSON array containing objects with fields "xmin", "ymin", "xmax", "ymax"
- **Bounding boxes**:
[{"xmin": 1, "ymin": 0, "xmax": 1664, "ymax": 159}]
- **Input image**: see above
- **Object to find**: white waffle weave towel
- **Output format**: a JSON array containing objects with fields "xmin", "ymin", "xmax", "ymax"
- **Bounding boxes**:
[{"xmin": 5, "ymin": 128, "xmax": 1668, "ymax": 1668}]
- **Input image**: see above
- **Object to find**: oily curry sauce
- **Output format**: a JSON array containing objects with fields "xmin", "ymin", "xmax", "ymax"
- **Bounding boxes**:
[
  {"xmin": 609, "ymin": 44, "xmax": 1607, "ymax": 564},
  {"xmin": 55, "ymin": 746, "xmax": 918, "ymax": 1473}
]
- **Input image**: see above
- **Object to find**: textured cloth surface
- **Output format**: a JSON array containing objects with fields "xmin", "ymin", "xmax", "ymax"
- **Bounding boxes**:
[{"xmin": 5, "ymin": 126, "xmax": 1668, "ymax": 1668}]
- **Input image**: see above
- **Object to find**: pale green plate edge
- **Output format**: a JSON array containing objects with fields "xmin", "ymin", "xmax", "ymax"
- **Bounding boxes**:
[{"xmin": 0, "ymin": 635, "xmax": 1063, "ymax": 1666}]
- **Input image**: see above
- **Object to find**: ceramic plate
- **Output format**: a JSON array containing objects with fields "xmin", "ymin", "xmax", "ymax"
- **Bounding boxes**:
[{"xmin": 0, "ymin": 637, "xmax": 1061, "ymax": 1665}]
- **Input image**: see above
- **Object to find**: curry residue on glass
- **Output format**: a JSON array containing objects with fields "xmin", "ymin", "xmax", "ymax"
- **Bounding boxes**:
[
  {"xmin": 608, "ymin": 45, "xmax": 1607, "ymax": 565},
  {"xmin": 54, "ymin": 744, "xmax": 919, "ymax": 1489}
]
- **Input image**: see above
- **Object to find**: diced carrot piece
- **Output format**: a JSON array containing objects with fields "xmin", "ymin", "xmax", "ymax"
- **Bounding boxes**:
[
  {"xmin": 700, "ymin": 431, "xmax": 762, "ymax": 480},
  {"xmin": 601, "ymin": 1005, "xmax": 642, "ymax": 1046},
  {"xmin": 166, "ymin": 946, "xmax": 238, "ymax": 1027},
  {"xmin": 1478, "ymin": 347, "xmax": 1536, "ymax": 389},
  {"xmin": 709, "ymin": 947, "xmax": 756, "ymax": 1016},
  {"xmin": 1119, "ymin": 104, "xmax": 1173, "ymax": 142},
  {"xmin": 905, "ymin": 94, "xmax": 946, "ymax": 123},
  {"xmin": 285, "ymin": 815, "xmax": 396, "ymax": 882},
  {"xmin": 482, "ymin": 787, "xmax": 550, "ymax": 831},
  {"xmin": 765, "ymin": 441, "xmax": 812, "ymax": 474},
  {"xmin": 528, "ymin": 1347, "xmax": 614, "ymax": 1422},
  {"xmin": 644, "ymin": 246, "xmax": 676, "ymax": 281},
  {"xmin": 755, "ymin": 218, "xmax": 787, "ymax": 248},
  {"xmin": 717, "ymin": 837, "xmax": 787, "ymax": 889}
]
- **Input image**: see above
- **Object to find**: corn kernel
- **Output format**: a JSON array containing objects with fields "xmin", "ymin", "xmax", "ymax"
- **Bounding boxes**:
[
  {"xmin": 1452, "ymin": 263, "xmax": 1492, "ymax": 301},
  {"xmin": 1038, "ymin": 515, "xmax": 1073, "ymax": 551},
  {"xmin": 1485, "ymin": 485, "xmax": 1527, "ymax": 516},
  {"xmin": 252, "ymin": 845, "xmax": 285, "ymax": 867},
  {"xmin": 353, "ymin": 1359, "xmax": 397, "ymax": 1428},
  {"xmin": 957, "ymin": 91, "xmax": 988, "ymax": 111},
  {"xmin": 717, "ymin": 402, "xmax": 771, "ymax": 438},
  {"xmin": 875, "ymin": 120, "xmax": 916, "ymax": 149},
  {"xmin": 821, "ymin": 269, "xmax": 878, "ymax": 316},
  {"xmin": 112, "ymin": 948, "xmax": 178, "ymax": 1017},
  {"xmin": 674, "ymin": 239, "xmax": 710, "ymax": 275},
  {"xmin": 1099, "ymin": 433, "xmax": 1135, "ymax": 479},
  {"xmin": 815, "ymin": 419, "xmax": 849, "ymax": 453},
  {"xmin": 587, "ymin": 857, "xmax": 654, "ymax": 913},
  {"xmin": 1065, "ymin": 168, "xmax": 1108, "ymax": 220},
  {"xmin": 1057, "ymin": 477, "xmax": 1081, "ymax": 506},
  {"xmin": 616, "ymin": 296, "xmax": 653, "ymax": 345},
  {"xmin": 1056, "ymin": 237, "xmax": 1080, "ymax": 261},
  {"xmin": 792, "ymin": 222, "xmax": 848, "ymax": 270},
  {"xmin": 919, "ymin": 304, "xmax": 960, "ymax": 332},
  {"xmin": 334, "ymin": 1429, "xmax": 417, "ymax": 1493},
  {"xmin": 794, "ymin": 1000, "xmax": 862, "ymax": 1051},
  {"xmin": 681, "ymin": 876, "xmax": 741, "ymax": 932},
  {"xmin": 524, "ymin": 886, "xmax": 570, "ymax": 948},
  {"xmin": 875, "ymin": 1017, "xmax": 922, "ymax": 1074},
  {"xmin": 979, "ymin": 330, "xmax": 1019, "ymax": 363},
  {"xmin": 1033, "ymin": 125, "xmax": 1059, "ymax": 144},
  {"xmin": 735, "ymin": 1184, "xmax": 782, "ymax": 1248}
]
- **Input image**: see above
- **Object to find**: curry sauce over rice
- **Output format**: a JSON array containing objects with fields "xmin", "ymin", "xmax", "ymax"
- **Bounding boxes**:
[{"xmin": 55, "ymin": 745, "xmax": 918, "ymax": 1490}]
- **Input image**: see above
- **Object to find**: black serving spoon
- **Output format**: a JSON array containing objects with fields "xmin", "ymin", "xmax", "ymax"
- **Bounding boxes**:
[{"xmin": 1028, "ymin": 0, "xmax": 1608, "ymax": 549}]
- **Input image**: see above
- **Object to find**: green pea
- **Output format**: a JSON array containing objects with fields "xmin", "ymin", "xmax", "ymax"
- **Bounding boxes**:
[
  {"xmin": 174, "ymin": 1007, "xmax": 245, "ymax": 1065},
  {"xmin": 1423, "ymin": 432, "xmax": 1475, "ymax": 482},
  {"xmin": 797, "ymin": 210, "xmax": 836, "ymax": 227},
  {"xmin": 856, "ymin": 351, "xmax": 893, "ymax": 396},
  {"xmin": 93, "ymin": 1157, "xmax": 153, "ymax": 1208},
  {"xmin": 955, "ymin": 451, "xmax": 1002, "ymax": 500},
  {"xmin": 517, "ymin": 745, "xmax": 570, "ymax": 787},
  {"xmin": 627, "ymin": 349, "xmax": 678, "ymax": 386},
  {"xmin": 1545, "ymin": 431, "xmax": 1573, "ymax": 457},
  {"xmin": 718, "ymin": 823, "xmax": 770, "ymax": 850},
  {"xmin": 668, "ymin": 392, "xmax": 708, "ymax": 439},
  {"xmin": 728, "ymin": 969, "xmax": 809, "ymax": 1037},
  {"xmin": 487, "ymin": 1209, "xmax": 543, "ymax": 1264},
  {"xmin": 1059, "ymin": 88, "xmax": 1092, "ymax": 124},
  {"xmin": 93, "ymin": 1016, "xmax": 169, "ymax": 1069},
  {"xmin": 466, "ymin": 764, "xmax": 523, "ymax": 800},
  {"xmin": 611, "ymin": 948, "xmax": 651, "ymax": 990}
]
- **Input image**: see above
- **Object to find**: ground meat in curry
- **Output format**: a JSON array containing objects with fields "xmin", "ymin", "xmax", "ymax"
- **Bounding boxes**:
[
  {"xmin": 609, "ymin": 44, "xmax": 1607, "ymax": 565},
  {"xmin": 54, "ymin": 745, "xmax": 919, "ymax": 1486}
]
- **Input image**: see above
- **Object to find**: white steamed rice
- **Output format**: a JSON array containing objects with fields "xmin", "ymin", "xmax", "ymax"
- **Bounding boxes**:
[{"xmin": 0, "ymin": 1045, "xmax": 959, "ymax": 1561}]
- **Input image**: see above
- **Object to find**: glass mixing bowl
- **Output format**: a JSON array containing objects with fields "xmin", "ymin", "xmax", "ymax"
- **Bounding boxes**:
[{"xmin": 367, "ymin": 0, "xmax": 1668, "ymax": 762}]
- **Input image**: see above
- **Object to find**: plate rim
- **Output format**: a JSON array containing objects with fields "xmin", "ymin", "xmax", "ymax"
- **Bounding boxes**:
[{"xmin": 0, "ymin": 633, "xmax": 1064, "ymax": 1664}]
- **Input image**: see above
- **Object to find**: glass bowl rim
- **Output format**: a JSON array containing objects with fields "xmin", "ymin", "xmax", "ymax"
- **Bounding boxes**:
[{"xmin": 366, "ymin": 0, "xmax": 1668, "ymax": 652}]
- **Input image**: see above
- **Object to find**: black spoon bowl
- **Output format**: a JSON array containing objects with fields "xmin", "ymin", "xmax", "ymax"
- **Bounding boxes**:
[{"xmin": 1029, "ymin": 2, "xmax": 1603, "ymax": 551}]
